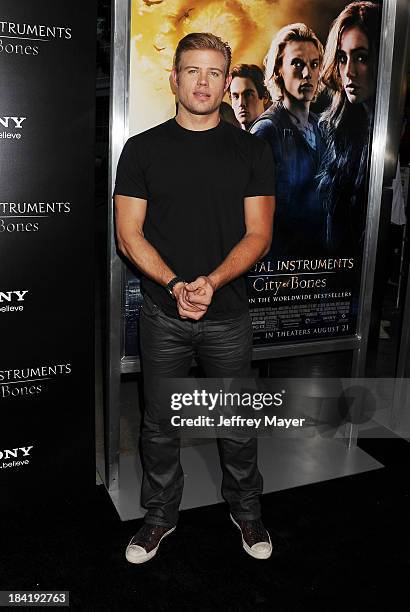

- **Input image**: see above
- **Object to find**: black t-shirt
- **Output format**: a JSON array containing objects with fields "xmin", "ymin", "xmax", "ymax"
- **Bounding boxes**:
[{"xmin": 114, "ymin": 118, "xmax": 275, "ymax": 320}]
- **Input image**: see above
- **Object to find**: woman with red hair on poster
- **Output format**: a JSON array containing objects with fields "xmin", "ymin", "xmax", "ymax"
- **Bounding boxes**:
[{"xmin": 318, "ymin": 1, "xmax": 381, "ymax": 254}]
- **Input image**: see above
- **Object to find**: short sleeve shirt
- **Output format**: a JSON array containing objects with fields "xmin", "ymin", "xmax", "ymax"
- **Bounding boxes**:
[{"xmin": 114, "ymin": 118, "xmax": 275, "ymax": 319}]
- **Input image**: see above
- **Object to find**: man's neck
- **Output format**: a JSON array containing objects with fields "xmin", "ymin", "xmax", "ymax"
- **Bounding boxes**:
[
  {"xmin": 283, "ymin": 95, "xmax": 310, "ymax": 126},
  {"xmin": 175, "ymin": 106, "xmax": 220, "ymax": 131}
]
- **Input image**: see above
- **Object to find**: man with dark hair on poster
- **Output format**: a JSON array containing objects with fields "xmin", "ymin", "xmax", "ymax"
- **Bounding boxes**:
[
  {"xmin": 229, "ymin": 63, "xmax": 271, "ymax": 131},
  {"xmin": 114, "ymin": 32, "xmax": 276, "ymax": 564}
]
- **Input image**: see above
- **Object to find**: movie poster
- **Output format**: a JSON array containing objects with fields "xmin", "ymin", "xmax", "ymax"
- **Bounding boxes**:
[{"xmin": 123, "ymin": 0, "xmax": 382, "ymax": 354}]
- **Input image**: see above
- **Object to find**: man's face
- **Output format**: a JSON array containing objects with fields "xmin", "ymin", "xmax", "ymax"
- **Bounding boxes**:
[
  {"xmin": 280, "ymin": 41, "xmax": 320, "ymax": 103},
  {"xmin": 172, "ymin": 49, "xmax": 230, "ymax": 116},
  {"xmin": 338, "ymin": 26, "xmax": 374, "ymax": 105},
  {"xmin": 230, "ymin": 76, "xmax": 265, "ymax": 129}
]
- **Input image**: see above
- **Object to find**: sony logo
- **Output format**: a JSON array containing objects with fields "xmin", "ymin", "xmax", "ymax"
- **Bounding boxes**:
[
  {"xmin": 0, "ymin": 446, "xmax": 33, "ymax": 459},
  {"xmin": 0, "ymin": 117, "xmax": 26, "ymax": 129},
  {"xmin": 0, "ymin": 290, "xmax": 29, "ymax": 303}
]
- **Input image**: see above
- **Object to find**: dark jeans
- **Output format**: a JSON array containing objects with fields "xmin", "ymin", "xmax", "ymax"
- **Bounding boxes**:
[{"xmin": 139, "ymin": 295, "xmax": 263, "ymax": 528}]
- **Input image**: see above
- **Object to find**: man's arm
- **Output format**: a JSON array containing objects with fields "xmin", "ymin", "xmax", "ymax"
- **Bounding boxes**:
[
  {"xmin": 209, "ymin": 194, "xmax": 275, "ymax": 289},
  {"xmin": 186, "ymin": 194, "xmax": 275, "ymax": 304},
  {"xmin": 115, "ymin": 195, "xmax": 206, "ymax": 318},
  {"xmin": 115, "ymin": 195, "xmax": 176, "ymax": 286}
]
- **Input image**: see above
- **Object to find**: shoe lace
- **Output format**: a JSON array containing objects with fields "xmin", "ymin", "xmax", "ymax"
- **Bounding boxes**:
[
  {"xmin": 242, "ymin": 519, "xmax": 268, "ymax": 543},
  {"xmin": 142, "ymin": 523, "xmax": 155, "ymax": 536},
  {"xmin": 132, "ymin": 523, "xmax": 161, "ymax": 546}
]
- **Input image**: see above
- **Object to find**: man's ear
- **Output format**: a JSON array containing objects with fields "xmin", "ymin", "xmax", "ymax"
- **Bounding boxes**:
[
  {"xmin": 169, "ymin": 69, "xmax": 178, "ymax": 95},
  {"xmin": 171, "ymin": 67, "xmax": 179, "ymax": 90},
  {"xmin": 224, "ymin": 73, "xmax": 232, "ymax": 94},
  {"xmin": 263, "ymin": 93, "xmax": 271, "ymax": 109}
]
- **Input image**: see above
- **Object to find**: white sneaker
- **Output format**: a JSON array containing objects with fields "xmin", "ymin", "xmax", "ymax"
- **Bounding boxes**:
[
  {"xmin": 230, "ymin": 514, "xmax": 272, "ymax": 560},
  {"xmin": 125, "ymin": 523, "xmax": 176, "ymax": 564}
]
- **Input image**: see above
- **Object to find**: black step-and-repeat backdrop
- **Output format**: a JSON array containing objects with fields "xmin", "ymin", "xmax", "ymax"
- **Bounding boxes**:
[{"xmin": 0, "ymin": 1, "xmax": 96, "ymax": 507}]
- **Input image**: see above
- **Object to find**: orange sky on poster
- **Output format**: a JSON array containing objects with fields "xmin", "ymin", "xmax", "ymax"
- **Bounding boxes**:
[{"xmin": 128, "ymin": 0, "xmax": 349, "ymax": 135}]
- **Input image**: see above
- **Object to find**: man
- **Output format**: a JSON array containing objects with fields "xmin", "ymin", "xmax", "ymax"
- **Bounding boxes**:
[
  {"xmin": 250, "ymin": 24, "xmax": 326, "ymax": 258},
  {"xmin": 114, "ymin": 32, "xmax": 275, "ymax": 564},
  {"xmin": 229, "ymin": 63, "xmax": 271, "ymax": 131}
]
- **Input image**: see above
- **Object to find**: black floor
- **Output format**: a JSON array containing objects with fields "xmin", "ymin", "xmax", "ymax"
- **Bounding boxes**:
[{"xmin": 2, "ymin": 437, "xmax": 409, "ymax": 611}]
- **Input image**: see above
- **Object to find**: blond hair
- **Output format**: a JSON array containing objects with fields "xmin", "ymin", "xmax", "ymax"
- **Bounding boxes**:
[{"xmin": 174, "ymin": 32, "xmax": 232, "ymax": 77}]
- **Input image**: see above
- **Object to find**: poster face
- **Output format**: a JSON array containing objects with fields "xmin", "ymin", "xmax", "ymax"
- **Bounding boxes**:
[{"xmin": 123, "ymin": 0, "xmax": 382, "ymax": 355}]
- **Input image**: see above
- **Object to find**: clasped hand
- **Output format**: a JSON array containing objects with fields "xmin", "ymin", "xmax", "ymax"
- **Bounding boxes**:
[{"xmin": 174, "ymin": 276, "xmax": 215, "ymax": 320}]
